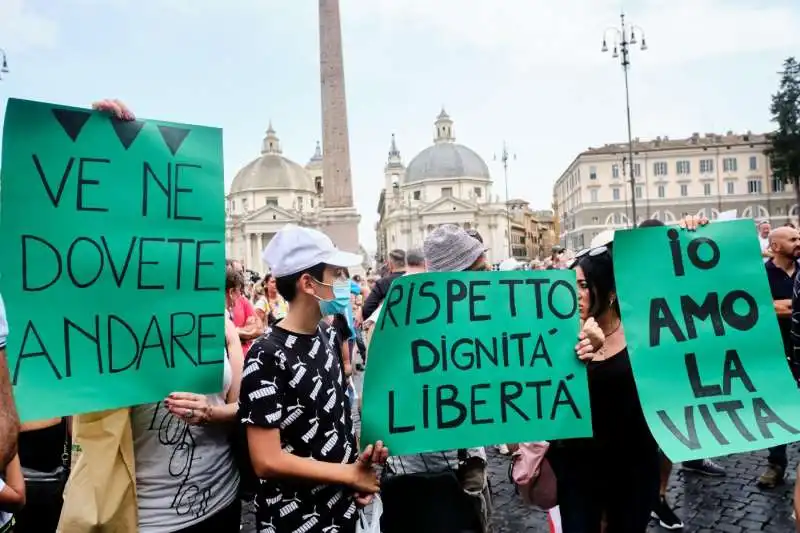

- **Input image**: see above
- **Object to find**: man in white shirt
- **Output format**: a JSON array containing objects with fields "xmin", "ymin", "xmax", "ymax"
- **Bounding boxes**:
[
  {"xmin": 759, "ymin": 220, "xmax": 772, "ymax": 261},
  {"xmin": 0, "ymin": 294, "xmax": 20, "ymax": 470}
]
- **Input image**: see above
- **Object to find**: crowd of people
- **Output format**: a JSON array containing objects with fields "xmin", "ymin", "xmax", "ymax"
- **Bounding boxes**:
[{"xmin": 0, "ymin": 99, "xmax": 799, "ymax": 533}]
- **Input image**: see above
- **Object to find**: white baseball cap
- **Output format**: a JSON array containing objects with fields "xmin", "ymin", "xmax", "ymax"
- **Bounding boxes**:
[{"xmin": 262, "ymin": 224, "xmax": 362, "ymax": 278}]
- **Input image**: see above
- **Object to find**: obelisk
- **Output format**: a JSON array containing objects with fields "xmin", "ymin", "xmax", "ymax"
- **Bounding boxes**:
[{"xmin": 319, "ymin": 0, "xmax": 361, "ymax": 253}]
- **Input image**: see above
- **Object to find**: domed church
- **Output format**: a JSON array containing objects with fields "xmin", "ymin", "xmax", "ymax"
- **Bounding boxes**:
[
  {"xmin": 225, "ymin": 123, "xmax": 368, "ymax": 271},
  {"xmin": 376, "ymin": 109, "xmax": 514, "ymax": 262}
]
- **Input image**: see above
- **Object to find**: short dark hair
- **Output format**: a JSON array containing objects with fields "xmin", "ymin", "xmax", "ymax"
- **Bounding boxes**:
[
  {"xmin": 575, "ymin": 250, "xmax": 619, "ymax": 319},
  {"xmin": 226, "ymin": 266, "xmax": 245, "ymax": 292},
  {"xmin": 275, "ymin": 263, "xmax": 327, "ymax": 302},
  {"xmin": 406, "ymin": 248, "xmax": 425, "ymax": 267},
  {"xmin": 388, "ymin": 249, "xmax": 406, "ymax": 267},
  {"xmin": 638, "ymin": 218, "xmax": 665, "ymax": 228}
]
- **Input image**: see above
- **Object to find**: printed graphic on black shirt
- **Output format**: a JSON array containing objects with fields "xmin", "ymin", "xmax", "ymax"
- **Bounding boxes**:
[{"xmin": 238, "ymin": 323, "xmax": 358, "ymax": 533}]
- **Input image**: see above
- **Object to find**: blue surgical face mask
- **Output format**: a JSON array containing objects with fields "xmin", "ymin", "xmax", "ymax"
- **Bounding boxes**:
[{"xmin": 314, "ymin": 279, "xmax": 351, "ymax": 317}]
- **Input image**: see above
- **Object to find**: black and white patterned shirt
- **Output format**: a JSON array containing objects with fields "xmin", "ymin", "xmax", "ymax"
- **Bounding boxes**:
[{"xmin": 238, "ymin": 323, "xmax": 358, "ymax": 533}]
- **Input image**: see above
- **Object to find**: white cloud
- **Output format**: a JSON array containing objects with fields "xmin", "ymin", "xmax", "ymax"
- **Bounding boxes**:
[
  {"xmin": 345, "ymin": 0, "xmax": 800, "ymax": 70},
  {"xmin": 0, "ymin": 0, "xmax": 58, "ymax": 52}
]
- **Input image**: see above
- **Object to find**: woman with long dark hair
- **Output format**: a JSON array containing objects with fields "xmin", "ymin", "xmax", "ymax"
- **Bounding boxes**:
[{"xmin": 549, "ymin": 217, "xmax": 706, "ymax": 533}]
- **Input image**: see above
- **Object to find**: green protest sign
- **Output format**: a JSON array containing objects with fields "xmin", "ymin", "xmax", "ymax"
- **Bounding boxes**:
[
  {"xmin": 361, "ymin": 271, "xmax": 591, "ymax": 455},
  {"xmin": 0, "ymin": 98, "xmax": 226, "ymax": 422},
  {"xmin": 614, "ymin": 220, "xmax": 800, "ymax": 462}
]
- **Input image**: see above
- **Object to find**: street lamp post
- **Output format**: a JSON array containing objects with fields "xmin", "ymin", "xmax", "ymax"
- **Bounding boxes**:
[
  {"xmin": 494, "ymin": 142, "xmax": 515, "ymax": 258},
  {"xmin": 0, "ymin": 49, "xmax": 8, "ymax": 80},
  {"xmin": 602, "ymin": 13, "xmax": 646, "ymax": 226}
]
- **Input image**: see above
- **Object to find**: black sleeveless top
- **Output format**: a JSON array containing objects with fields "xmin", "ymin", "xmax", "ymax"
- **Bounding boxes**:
[
  {"xmin": 587, "ymin": 348, "xmax": 655, "ymax": 452},
  {"xmin": 19, "ymin": 418, "xmax": 67, "ymax": 472},
  {"xmin": 560, "ymin": 348, "xmax": 657, "ymax": 457}
]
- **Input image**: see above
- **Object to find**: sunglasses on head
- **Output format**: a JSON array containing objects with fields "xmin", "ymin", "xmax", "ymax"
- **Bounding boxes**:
[{"xmin": 569, "ymin": 245, "xmax": 609, "ymax": 269}]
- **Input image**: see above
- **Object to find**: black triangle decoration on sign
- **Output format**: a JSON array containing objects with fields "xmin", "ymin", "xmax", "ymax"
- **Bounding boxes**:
[
  {"xmin": 111, "ymin": 118, "xmax": 145, "ymax": 150},
  {"xmin": 52, "ymin": 108, "xmax": 92, "ymax": 142},
  {"xmin": 157, "ymin": 125, "xmax": 191, "ymax": 156}
]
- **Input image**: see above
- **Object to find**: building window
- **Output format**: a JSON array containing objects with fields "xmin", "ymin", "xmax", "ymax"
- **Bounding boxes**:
[
  {"xmin": 653, "ymin": 162, "xmax": 668, "ymax": 176},
  {"xmin": 772, "ymin": 177, "xmax": 785, "ymax": 192},
  {"xmin": 635, "ymin": 186, "xmax": 642, "ymax": 199},
  {"xmin": 242, "ymin": 198, "xmax": 249, "ymax": 211},
  {"xmin": 589, "ymin": 166, "xmax": 597, "ymax": 180},
  {"xmin": 231, "ymin": 200, "xmax": 235, "ymax": 212},
  {"xmin": 592, "ymin": 216, "xmax": 599, "ymax": 224},
  {"xmin": 612, "ymin": 188, "xmax": 620, "ymax": 201},
  {"xmin": 676, "ymin": 160, "xmax": 691, "ymax": 175},
  {"xmin": 726, "ymin": 181, "xmax": 735, "ymax": 195},
  {"xmin": 747, "ymin": 178, "xmax": 762, "ymax": 194},
  {"xmin": 723, "ymin": 157, "xmax": 738, "ymax": 172},
  {"xmin": 699, "ymin": 159, "xmax": 714, "ymax": 173},
  {"xmin": 441, "ymin": 187, "xmax": 453, "ymax": 197},
  {"xmin": 266, "ymin": 197, "xmax": 278, "ymax": 206},
  {"xmin": 749, "ymin": 156, "xmax": 758, "ymax": 171},
  {"xmin": 310, "ymin": 198, "xmax": 315, "ymax": 208},
  {"xmin": 703, "ymin": 183, "xmax": 712, "ymax": 196},
  {"xmin": 473, "ymin": 187, "xmax": 482, "ymax": 198},
  {"xmin": 634, "ymin": 163, "xmax": 641, "ymax": 177},
  {"xmin": 612, "ymin": 164, "xmax": 620, "ymax": 178},
  {"xmin": 590, "ymin": 189, "xmax": 598, "ymax": 203},
  {"xmin": 296, "ymin": 196, "xmax": 304, "ymax": 210},
  {"xmin": 657, "ymin": 185, "xmax": 665, "ymax": 198},
  {"xmin": 680, "ymin": 184, "xmax": 688, "ymax": 197},
  {"xmin": 413, "ymin": 190, "xmax": 421, "ymax": 200}
]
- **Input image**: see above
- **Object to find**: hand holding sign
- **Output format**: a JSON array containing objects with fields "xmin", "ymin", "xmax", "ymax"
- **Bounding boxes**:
[
  {"xmin": 576, "ymin": 317, "xmax": 604, "ymax": 361},
  {"xmin": 348, "ymin": 441, "xmax": 387, "ymax": 494},
  {"xmin": 91, "ymin": 99, "xmax": 135, "ymax": 121},
  {"xmin": 677, "ymin": 214, "xmax": 709, "ymax": 231},
  {"xmin": 165, "ymin": 392, "xmax": 213, "ymax": 425}
]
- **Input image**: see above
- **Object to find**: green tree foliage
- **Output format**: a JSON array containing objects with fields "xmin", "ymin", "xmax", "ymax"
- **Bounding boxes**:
[{"xmin": 766, "ymin": 57, "xmax": 800, "ymax": 209}]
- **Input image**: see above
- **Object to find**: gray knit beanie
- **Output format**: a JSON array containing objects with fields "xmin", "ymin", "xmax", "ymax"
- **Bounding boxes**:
[{"xmin": 424, "ymin": 224, "xmax": 485, "ymax": 272}]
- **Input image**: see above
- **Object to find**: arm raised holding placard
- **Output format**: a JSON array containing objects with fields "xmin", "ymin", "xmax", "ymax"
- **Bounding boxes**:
[{"xmin": 91, "ymin": 98, "xmax": 135, "ymax": 120}]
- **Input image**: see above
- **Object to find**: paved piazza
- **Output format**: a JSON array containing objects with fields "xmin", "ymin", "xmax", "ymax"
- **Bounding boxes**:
[{"xmin": 488, "ymin": 446, "xmax": 799, "ymax": 532}]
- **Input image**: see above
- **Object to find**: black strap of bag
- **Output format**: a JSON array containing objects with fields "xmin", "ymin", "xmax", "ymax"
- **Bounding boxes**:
[{"xmin": 21, "ymin": 419, "xmax": 70, "ymax": 502}]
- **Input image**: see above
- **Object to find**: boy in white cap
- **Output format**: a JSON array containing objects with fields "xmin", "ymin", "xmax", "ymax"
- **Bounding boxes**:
[{"xmin": 238, "ymin": 224, "xmax": 388, "ymax": 533}]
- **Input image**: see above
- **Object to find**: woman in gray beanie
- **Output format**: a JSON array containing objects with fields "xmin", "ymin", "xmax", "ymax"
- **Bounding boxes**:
[
  {"xmin": 425, "ymin": 224, "xmax": 489, "ymax": 273},
  {"xmin": 379, "ymin": 224, "xmax": 491, "ymax": 533}
]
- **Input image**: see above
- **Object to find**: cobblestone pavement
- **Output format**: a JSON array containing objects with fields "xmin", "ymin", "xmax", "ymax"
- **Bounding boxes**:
[
  {"xmin": 352, "ymin": 371, "xmax": 798, "ymax": 532},
  {"xmin": 488, "ymin": 445, "xmax": 799, "ymax": 532}
]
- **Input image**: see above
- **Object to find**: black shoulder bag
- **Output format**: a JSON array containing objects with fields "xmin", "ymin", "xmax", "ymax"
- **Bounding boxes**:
[{"xmin": 21, "ymin": 420, "xmax": 71, "ymax": 505}]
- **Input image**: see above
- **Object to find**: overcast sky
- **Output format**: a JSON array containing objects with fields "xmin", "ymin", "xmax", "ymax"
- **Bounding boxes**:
[{"xmin": 2, "ymin": 0, "xmax": 799, "ymax": 251}]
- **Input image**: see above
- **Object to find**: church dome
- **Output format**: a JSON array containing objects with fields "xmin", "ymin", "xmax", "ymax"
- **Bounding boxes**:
[
  {"xmin": 404, "ymin": 110, "xmax": 491, "ymax": 183},
  {"xmin": 229, "ymin": 123, "xmax": 316, "ymax": 194}
]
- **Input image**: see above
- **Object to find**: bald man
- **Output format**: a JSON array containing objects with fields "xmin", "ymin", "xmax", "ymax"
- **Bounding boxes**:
[{"xmin": 758, "ymin": 226, "xmax": 800, "ymax": 488}]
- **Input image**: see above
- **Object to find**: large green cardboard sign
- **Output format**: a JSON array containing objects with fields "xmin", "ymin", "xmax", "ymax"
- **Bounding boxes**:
[
  {"xmin": 361, "ymin": 270, "xmax": 591, "ymax": 455},
  {"xmin": 0, "ymin": 99, "xmax": 226, "ymax": 421},
  {"xmin": 614, "ymin": 220, "xmax": 800, "ymax": 461}
]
